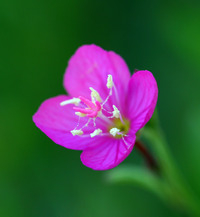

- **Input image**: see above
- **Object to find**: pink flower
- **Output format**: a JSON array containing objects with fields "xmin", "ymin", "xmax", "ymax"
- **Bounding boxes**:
[{"xmin": 33, "ymin": 44, "xmax": 158, "ymax": 170}]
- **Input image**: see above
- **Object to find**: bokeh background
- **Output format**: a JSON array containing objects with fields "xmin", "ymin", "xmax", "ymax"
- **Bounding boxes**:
[{"xmin": 1, "ymin": 0, "xmax": 200, "ymax": 216}]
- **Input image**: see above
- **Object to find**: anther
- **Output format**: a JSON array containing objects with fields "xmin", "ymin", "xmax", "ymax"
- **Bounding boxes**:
[
  {"xmin": 109, "ymin": 128, "xmax": 120, "ymax": 137},
  {"xmin": 71, "ymin": 130, "xmax": 83, "ymax": 136},
  {"xmin": 112, "ymin": 105, "xmax": 120, "ymax": 118},
  {"xmin": 75, "ymin": 112, "xmax": 86, "ymax": 117},
  {"xmin": 89, "ymin": 87, "xmax": 102, "ymax": 103},
  {"xmin": 90, "ymin": 128, "xmax": 102, "ymax": 138},
  {"xmin": 107, "ymin": 74, "xmax": 114, "ymax": 88},
  {"xmin": 60, "ymin": 98, "xmax": 81, "ymax": 106}
]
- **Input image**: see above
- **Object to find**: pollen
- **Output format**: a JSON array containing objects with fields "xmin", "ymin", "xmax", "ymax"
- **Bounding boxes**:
[
  {"xmin": 112, "ymin": 105, "xmax": 120, "ymax": 118},
  {"xmin": 60, "ymin": 98, "xmax": 81, "ymax": 106},
  {"xmin": 90, "ymin": 128, "xmax": 102, "ymax": 138},
  {"xmin": 71, "ymin": 129, "xmax": 83, "ymax": 136},
  {"xmin": 75, "ymin": 112, "xmax": 86, "ymax": 117},
  {"xmin": 109, "ymin": 128, "xmax": 120, "ymax": 137},
  {"xmin": 89, "ymin": 87, "xmax": 102, "ymax": 102},
  {"xmin": 106, "ymin": 74, "xmax": 113, "ymax": 88}
]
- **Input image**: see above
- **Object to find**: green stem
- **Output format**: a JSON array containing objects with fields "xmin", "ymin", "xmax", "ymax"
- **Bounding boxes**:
[{"xmin": 142, "ymin": 127, "xmax": 200, "ymax": 217}]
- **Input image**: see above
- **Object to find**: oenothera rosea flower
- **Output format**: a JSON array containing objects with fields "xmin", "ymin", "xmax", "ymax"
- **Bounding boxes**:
[{"xmin": 33, "ymin": 44, "xmax": 158, "ymax": 170}]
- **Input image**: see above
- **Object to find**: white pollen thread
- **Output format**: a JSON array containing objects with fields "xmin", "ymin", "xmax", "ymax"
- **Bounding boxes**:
[
  {"xmin": 107, "ymin": 74, "xmax": 114, "ymax": 88},
  {"xmin": 75, "ymin": 112, "xmax": 86, "ymax": 117},
  {"xmin": 60, "ymin": 98, "xmax": 81, "ymax": 106},
  {"xmin": 89, "ymin": 87, "xmax": 102, "ymax": 103},
  {"xmin": 90, "ymin": 128, "xmax": 102, "ymax": 138},
  {"xmin": 112, "ymin": 105, "xmax": 120, "ymax": 118},
  {"xmin": 71, "ymin": 130, "xmax": 83, "ymax": 136},
  {"xmin": 109, "ymin": 128, "xmax": 120, "ymax": 137},
  {"xmin": 101, "ymin": 75, "xmax": 113, "ymax": 107},
  {"xmin": 101, "ymin": 87, "xmax": 112, "ymax": 107},
  {"xmin": 93, "ymin": 118, "xmax": 96, "ymax": 127},
  {"xmin": 80, "ymin": 118, "xmax": 92, "ymax": 130}
]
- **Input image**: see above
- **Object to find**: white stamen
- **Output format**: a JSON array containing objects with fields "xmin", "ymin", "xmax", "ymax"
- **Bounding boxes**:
[
  {"xmin": 71, "ymin": 130, "xmax": 83, "ymax": 136},
  {"xmin": 75, "ymin": 112, "xmax": 86, "ymax": 117},
  {"xmin": 109, "ymin": 128, "xmax": 120, "ymax": 137},
  {"xmin": 93, "ymin": 118, "xmax": 96, "ymax": 127},
  {"xmin": 102, "ymin": 107, "xmax": 113, "ymax": 114},
  {"xmin": 90, "ymin": 128, "xmax": 102, "ymax": 138},
  {"xmin": 112, "ymin": 105, "xmax": 120, "ymax": 118},
  {"xmin": 80, "ymin": 118, "xmax": 92, "ymax": 130},
  {"xmin": 107, "ymin": 74, "xmax": 114, "ymax": 88},
  {"xmin": 60, "ymin": 98, "xmax": 81, "ymax": 106},
  {"xmin": 99, "ymin": 113, "xmax": 114, "ymax": 125},
  {"xmin": 101, "ymin": 88, "xmax": 112, "ymax": 106},
  {"xmin": 113, "ymin": 84, "xmax": 121, "ymax": 111},
  {"xmin": 74, "ymin": 116, "xmax": 81, "ymax": 130},
  {"xmin": 89, "ymin": 87, "xmax": 102, "ymax": 102}
]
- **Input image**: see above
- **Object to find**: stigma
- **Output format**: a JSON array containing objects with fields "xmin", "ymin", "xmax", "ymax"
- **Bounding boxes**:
[{"xmin": 73, "ymin": 96, "xmax": 102, "ymax": 118}]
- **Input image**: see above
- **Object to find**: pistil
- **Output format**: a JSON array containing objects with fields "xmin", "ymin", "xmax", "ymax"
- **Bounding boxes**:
[{"xmin": 73, "ymin": 96, "xmax": 101, "ymax": 118}]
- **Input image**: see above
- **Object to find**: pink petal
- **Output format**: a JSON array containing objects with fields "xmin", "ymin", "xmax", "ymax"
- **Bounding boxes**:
[
  {"xmin": 33, "ymin": 95, "xmax": 107, "ymax": 150},
  {"xmin": 64, "ymin": 44, "xmax": 131, "ymax": 112},
  {"xmin": 126, "ymin": 70, "xmax": 158, "ymax": 133},
  {"xmin": 80, "ymin": 134, "xmax": 136, "ymax": 170}
]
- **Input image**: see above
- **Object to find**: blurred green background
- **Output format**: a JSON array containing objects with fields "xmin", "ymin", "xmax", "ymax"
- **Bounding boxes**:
[{"xmin": 1, "ymin": 0, "xmax": 200, "ymax": 216}]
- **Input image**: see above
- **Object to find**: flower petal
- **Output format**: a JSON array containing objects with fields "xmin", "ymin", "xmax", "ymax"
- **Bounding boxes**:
[
  {"xmin": 33, "ymin": 95, "xmax": 107, "ymax": 150},
  {"xmin": 126, "ymin": 70, "xmax": 158, "ymax": 133},
  {"xmin": 64, "ymin": 44, "xmax": 131, "ymax": 111},
  {"xmin": 80, "ymin": 134, "xmax": 136, "ymax": 170}
]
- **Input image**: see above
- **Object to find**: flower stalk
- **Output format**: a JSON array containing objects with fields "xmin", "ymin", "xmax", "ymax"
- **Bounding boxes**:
[
  {"xmin": 134, "ymin": 140, "xmax": 158, "ymax": 172},
  {"xmin": 142, "ymin": 126, "xmax": 200, "ymax": 217},
  {"xmin": 107, "ymin": 109, "xmax": 200, "ymax": 217}
]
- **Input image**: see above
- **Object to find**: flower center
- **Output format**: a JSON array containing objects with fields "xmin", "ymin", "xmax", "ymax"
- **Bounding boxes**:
[
  {"xmin": 60, "ymin": 74, "xmax": 130, "ymax": 139},
  {"xmin": 73, "ymin": 96, "xmax": 102, "ymax": 118},
  {"xmin": 109, "ymin": 117, "xmax": 130, "ymax": 139}
]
